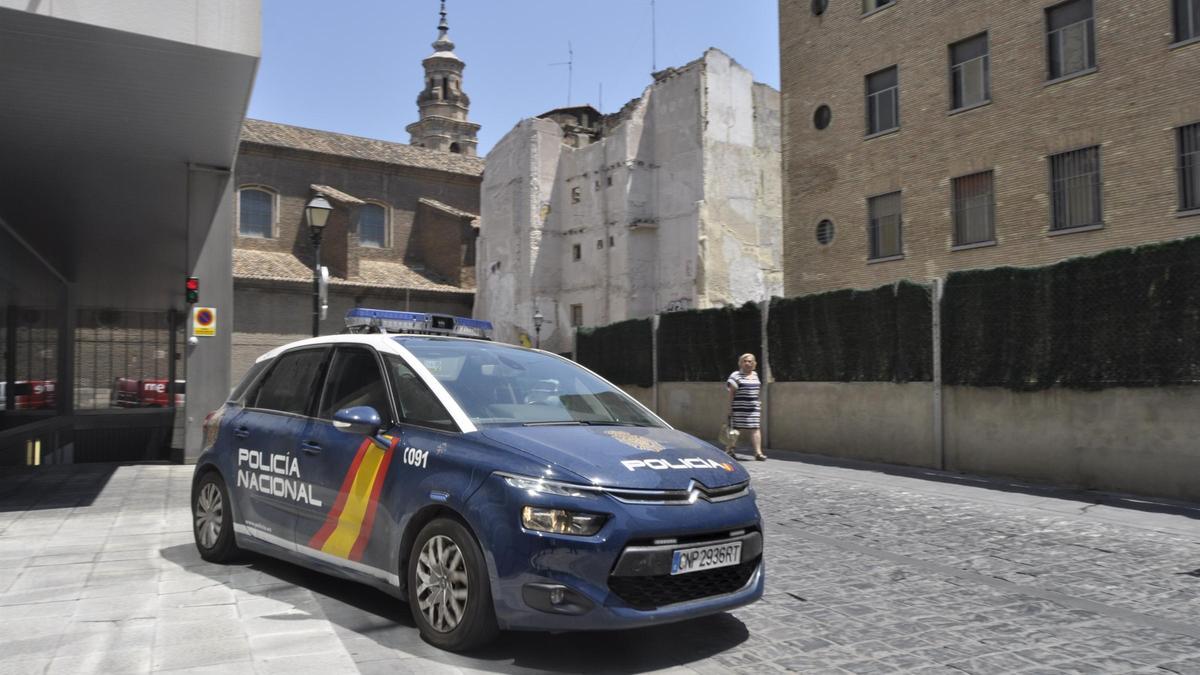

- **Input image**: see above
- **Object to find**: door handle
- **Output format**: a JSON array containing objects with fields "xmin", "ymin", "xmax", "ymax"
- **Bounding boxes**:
[
  {"xmin": 301, "ymin": 440, "xmax": 322, "ymax": 455},
  {"xmin": 233, "ymin": 426, "xmax": 250, "ymax": 439}
]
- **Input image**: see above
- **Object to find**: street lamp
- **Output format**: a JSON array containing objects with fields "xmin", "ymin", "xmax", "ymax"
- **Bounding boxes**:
[
  {"xmin": 305, "ymin": 195, "xmax": 333, "ymax": 337},
  {"xmin": 532, "ymin": 307, "xmax": 544, "ymax": 349}
]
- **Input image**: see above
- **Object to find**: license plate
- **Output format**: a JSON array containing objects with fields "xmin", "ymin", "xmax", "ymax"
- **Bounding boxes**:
[{"xmin": 670, "ymin": 541, "xmax": 742, "ymax": 575}]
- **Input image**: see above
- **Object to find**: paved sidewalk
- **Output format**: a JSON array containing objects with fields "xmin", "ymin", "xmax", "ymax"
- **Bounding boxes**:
[{"xmin": 0, "ymin": 458, "xmax": 1198, "ymax": 674}]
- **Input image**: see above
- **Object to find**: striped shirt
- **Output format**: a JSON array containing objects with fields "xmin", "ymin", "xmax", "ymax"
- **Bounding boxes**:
[{"xmin": 726, "ymin": 370, "xmax": 761, "ymax": 429}]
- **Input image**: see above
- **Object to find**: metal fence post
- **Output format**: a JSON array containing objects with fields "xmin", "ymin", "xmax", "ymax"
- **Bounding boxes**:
[
  {"xmin": 651, "ymin": 313, "xmax": 660, "ymax": 414},
  {"xmin": 932, "ymin": 278, "xmax": 945, "ymax": 470},
  {"xmin": 759, "ymin": 299, "xmax": 771, "ymax": 451}
]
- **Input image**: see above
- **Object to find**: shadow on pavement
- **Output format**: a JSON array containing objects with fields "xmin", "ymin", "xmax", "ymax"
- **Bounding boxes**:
[
  {"xmin": 765, "ymin": 448, "xmax": 1200, "ymax": 521},
  {"xmin": 0, "ymin": 462, "xmax": 119, "ymax": 512},
  {"xmin": 160, "ymin": 543, "xmax": 749, "ymax": 673}
]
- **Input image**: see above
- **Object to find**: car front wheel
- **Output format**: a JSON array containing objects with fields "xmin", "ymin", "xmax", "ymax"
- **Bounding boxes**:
[
  {"xmin": 407, "ymin": 518, "xmax": 498, "ymax": 651},
  {"xmin": 193, "ymin": 472, "xmax": 239, "ymax": 563}
]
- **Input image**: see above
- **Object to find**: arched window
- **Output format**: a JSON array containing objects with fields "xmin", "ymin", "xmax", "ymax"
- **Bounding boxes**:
[
  {"xmin": 449, "ymin": 142, "xmax": 462, "ymax": 154},
  {"xmin": 238, "ymin": 187, "xmax": 274, "ymax": 238},
  {"xmin": 358, "ymin": 203, "xmax": 387, "ymax": 248}
]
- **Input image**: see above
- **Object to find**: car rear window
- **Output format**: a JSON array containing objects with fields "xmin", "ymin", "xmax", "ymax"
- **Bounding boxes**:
[{"xmin": 231, "ymin": 359, "xmax": 271, "ymax": 402}]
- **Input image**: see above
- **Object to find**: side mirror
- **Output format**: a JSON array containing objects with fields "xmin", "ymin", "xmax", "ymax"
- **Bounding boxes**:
[{"xmin": 332, "ymin": 406, "xmax": 381, "ymax": 436}]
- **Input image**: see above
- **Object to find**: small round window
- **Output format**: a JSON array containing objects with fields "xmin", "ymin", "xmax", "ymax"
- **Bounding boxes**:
[
  {"xmin": 813, "ymin": 105, "xmax": 832, "ymax": 130},
  {"xmin": 816, "ymin": 220, "xmax": 835, "ymax": 245},
  {"xmin": 811, "ymin": 0, "xmax": 828, "ymax": 15}
]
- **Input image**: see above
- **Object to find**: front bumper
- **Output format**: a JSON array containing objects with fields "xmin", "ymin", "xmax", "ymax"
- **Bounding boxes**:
[{"xmin": 464, "ymin": 474, "xmax": 765, "ymax": 631}]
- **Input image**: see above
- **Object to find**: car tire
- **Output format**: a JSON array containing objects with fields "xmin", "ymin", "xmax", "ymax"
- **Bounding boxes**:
[
  {"xmin": 193, "ymin": 471, "xmax": 239, "ymax": 563},
  {"xmin": 407, "ymin": 518, "xmax": 499, "ymax": 652}
]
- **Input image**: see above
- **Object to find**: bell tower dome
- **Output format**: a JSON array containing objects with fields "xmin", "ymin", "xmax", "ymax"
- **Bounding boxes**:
[{"xmin": 406, "ymin": 1, "xmax": 480, "ymax": 155}]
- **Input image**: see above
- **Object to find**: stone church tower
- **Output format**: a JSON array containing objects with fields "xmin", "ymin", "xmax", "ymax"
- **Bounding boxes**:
[{"xmin": 406, "ymin": 1, "xmax": 480, "ymax": 156}]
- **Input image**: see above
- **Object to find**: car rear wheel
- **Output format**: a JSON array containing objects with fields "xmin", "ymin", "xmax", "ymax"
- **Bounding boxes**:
[
  {"xmin": 407, "ymin": 518, "xmax": 498, "ymax": 652},
  {"xmin": 193, "ymin": 472, "xmax": 239, "ymax": 563}
]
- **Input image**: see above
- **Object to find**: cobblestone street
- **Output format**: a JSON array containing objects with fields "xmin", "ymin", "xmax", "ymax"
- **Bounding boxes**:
[{"xmin": 1, "ymin": 456, "xmax": 1198, "ymax": 674}]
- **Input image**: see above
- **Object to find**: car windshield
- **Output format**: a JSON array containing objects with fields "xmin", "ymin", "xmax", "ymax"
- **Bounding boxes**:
[{"xmin": 398, "ymin": 338, "xmax": 662, "ymax": 428}]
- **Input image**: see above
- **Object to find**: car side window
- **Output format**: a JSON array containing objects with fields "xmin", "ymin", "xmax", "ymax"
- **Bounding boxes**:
[
  {"xmin": 319, "ymin": 347, "xmax": 393, "ymax": 422},
  {"xmin": 249, "ymin": 348, "xmax": 327, "ymax": 416},
  {"xmin": 385, "ymin": 355, "xmax": 458, "ymax": 433}
]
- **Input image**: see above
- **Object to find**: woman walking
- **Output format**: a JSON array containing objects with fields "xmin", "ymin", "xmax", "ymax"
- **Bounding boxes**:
[{"xmin": 725, "ymin": 353, "xmax": 766, "ymax": 461}]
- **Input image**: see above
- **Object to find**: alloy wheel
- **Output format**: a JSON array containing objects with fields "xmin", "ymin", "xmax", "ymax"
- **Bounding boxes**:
[
  {"xmin": 195, "ymin": 482, "xmax": 223, "ymax": 549},
  {"xmin": 416, "ymin": 534, "xmax": 469, "ymax": 632}
]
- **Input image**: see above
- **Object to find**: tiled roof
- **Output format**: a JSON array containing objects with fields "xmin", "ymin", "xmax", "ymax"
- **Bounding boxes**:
[
  {"xmin": 311, "ymin": 184, "xmax": 364, "ymax": 205},
  {"xmin": 233, "ymin": 249, "xmax": 472, "ymax": 294},
  {"xmin": 417, "ymin": 198, "xmax": 479, "ymax": 221},
  {"xmin": 241, "ymin": 119, "xmax": 485, "ymax": 177}
]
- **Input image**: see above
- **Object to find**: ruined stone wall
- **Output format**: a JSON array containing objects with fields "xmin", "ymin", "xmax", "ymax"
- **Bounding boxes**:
[
  {"xmin": 477, "ymin": 49, "xmax": 782, "ymax": 353},
  {"xmin": 699, "ymin": 50, "xmax": 784, "ymax": 308}
]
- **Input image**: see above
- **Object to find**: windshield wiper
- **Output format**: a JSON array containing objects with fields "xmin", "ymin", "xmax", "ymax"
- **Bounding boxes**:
[{"xmin": 521, "ymin": 421, "xmax": 585, "ymax": 426}]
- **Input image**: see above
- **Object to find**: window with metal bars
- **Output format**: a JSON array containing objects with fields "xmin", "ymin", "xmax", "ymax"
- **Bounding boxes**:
[
  {"xmin": 865, "ymin": 67, "xmax": 899, "ymax": 135},
  {"xmin": 570, "ymin": 304, "xmax": 584, "ymax": 328},
  {"xmin": 74, "ymin": 310, "xmax": 184, "ymax": 410},
  {"xmin": 950, "ymin": 33, "xmax": 990, "ymax": 110},
  {"xmin": 1179, "ymin": 123, "xmax": 1200, "ymax": 212},
  {"xmin": 953, "ymin": 172, "xmax": 996, "ymax": 246},
  {"xmin": 1049, "ymin": 147, "xmax": 1102, "ymax": 231},
  {"xmin": 868, "ymin": 192, "xmax": 903, "ymax": 259},
  {"xmin": 1046, "ymin": 0, "xmax": 1095, "ymax": 80},
  {"xmin": 1175, "ymin": 0, "xmax": 1200, "ymax": 42}
]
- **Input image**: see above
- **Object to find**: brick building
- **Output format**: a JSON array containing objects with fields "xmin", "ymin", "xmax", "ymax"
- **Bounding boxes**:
[
  {"xmin": 230, "ymin": 4, "xmax": 482, "ymax": 378},
  {"xmin": 780, "ymin": 0, "xmax": 1200, "ymax": 295}
]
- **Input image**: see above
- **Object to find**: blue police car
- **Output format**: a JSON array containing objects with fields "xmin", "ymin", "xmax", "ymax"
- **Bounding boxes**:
[{"xmin": 192, "ymin": 309, "xmax": 764, "ymax": 651}]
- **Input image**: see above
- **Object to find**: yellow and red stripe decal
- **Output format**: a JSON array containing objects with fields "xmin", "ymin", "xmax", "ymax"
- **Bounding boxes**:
[{"xmin": 308, "ymin": 435, "xmax": 398, "ymax": 561}]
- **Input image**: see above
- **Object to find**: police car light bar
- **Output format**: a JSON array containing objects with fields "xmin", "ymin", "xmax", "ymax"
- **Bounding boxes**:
[{"xmin": 344, "ymin": 308, "xmax": 493, "ymax": 340}]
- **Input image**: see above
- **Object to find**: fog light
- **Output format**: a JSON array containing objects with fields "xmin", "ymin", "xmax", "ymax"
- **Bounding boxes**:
[
  {"xmin": 521, "ymin": 506, "xmax": 606, "ymax": 536},
  {"xmin": 522, "ymin": 583, "xmax": 595, "ymax": 615}
]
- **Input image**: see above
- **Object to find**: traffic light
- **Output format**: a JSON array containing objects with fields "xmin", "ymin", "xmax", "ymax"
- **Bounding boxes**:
[{"xmin": 186, "ymin": 277, "xmax": 199, "ymax": 304}]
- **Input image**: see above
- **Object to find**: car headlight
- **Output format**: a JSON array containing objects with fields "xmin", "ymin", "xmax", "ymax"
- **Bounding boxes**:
[
  {"xmin": 521, "ymin": 506, "xmax": 607, "ymax": 536},
  {"xmin": 501, "ymin": 473, "xmax": 596, "ymax": 498}
]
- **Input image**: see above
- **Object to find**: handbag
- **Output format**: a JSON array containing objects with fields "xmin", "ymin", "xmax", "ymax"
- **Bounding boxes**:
[{"xmin": 719, "ymin": 416, "xmax": 740, "ymax": 447}]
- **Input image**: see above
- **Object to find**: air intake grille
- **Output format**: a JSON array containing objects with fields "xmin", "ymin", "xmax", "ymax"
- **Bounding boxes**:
[{"xmin": 608, "ymin": 558, "xmax": 759, "ymax": 610}]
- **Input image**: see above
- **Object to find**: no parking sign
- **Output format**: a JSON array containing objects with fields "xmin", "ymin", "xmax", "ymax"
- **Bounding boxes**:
[{"xmin": 192, "ymin": 307, "xmax": 217, "ymax": 337}]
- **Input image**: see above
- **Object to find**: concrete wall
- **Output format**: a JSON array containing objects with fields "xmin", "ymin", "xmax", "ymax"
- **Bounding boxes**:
[
  {"xmin": 4, "ymin": 0, "xmax": 260, "ymax": 56},
  {"xmin": 656, "ymin": 382, "xmax": 730, "ymax": 443},
  {"xmin": 767, "ymin": 382, "xmax": 936, "ymax": 468},
  {"xmin": 617, "ymin": 385, "xmax": 655, "ymax": 414},
  {"xmin": 944, "ymin": 386, "xmax": 1200, "ymax": 502}
]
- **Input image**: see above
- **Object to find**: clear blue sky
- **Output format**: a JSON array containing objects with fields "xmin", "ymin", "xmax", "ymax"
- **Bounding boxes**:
[{"xmin": 247, "ymin": 0, "xmax": 780, "ymax": 156}]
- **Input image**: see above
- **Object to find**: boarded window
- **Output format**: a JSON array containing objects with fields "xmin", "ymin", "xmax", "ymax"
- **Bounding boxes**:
[
  {"xmin": 1050, "ymin": 146, "xmax": 1102, "ymax": 230},
  {"xmin": 953, "ymin": 171, "xmax": 995, "ymax": 246},
  {"xmin": 868, "ymin": 192, "xmax": 903, "ymax": 259}
]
